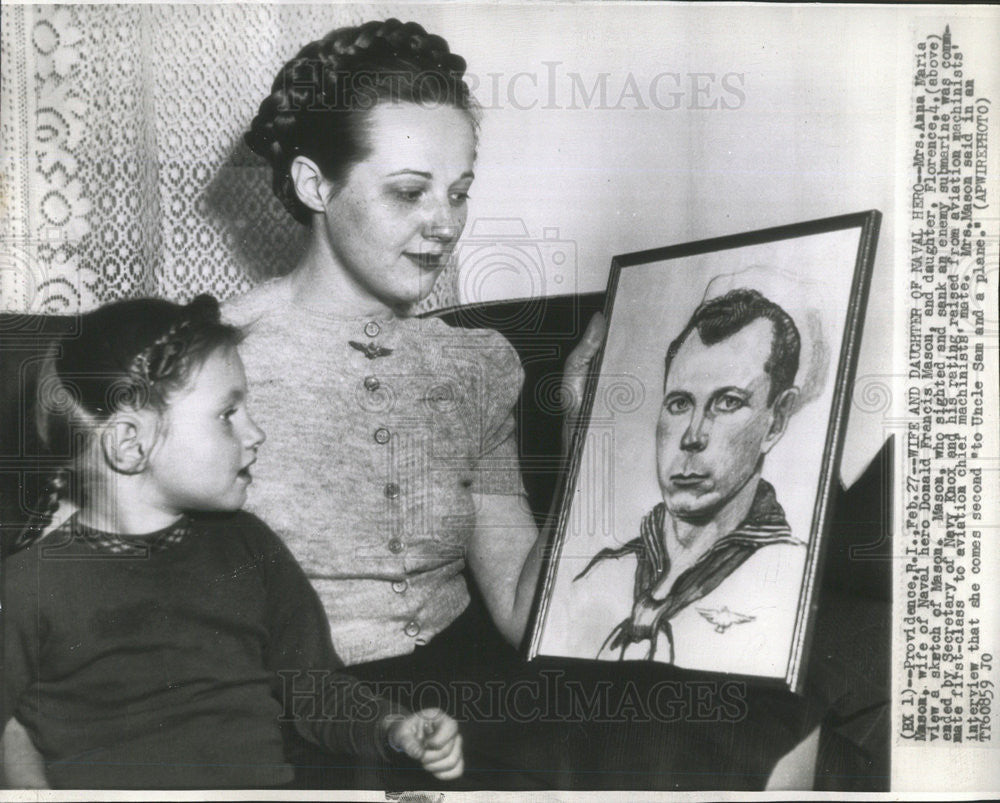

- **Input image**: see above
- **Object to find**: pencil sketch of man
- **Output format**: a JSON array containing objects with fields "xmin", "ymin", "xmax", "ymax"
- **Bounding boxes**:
[{"xmin": 575, "ymin": 287, "xmax": 809, "ymax": 673}]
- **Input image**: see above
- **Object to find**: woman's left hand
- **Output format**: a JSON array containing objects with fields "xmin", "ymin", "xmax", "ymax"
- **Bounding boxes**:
[{"xmin": 560, "ymin": 312, "xmax": 606, "ymax": 455}]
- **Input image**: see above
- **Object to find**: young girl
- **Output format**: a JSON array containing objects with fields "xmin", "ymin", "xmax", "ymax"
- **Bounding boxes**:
[{"xmin": 1, "ymin": 295, "xmax": 463, "ymax": 789}]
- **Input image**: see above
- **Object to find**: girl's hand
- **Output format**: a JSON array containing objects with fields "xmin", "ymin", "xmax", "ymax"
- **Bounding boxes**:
[
  {"xmin": 561, "ymin": 312, "xmax": 607, "ymax": 454},
  {"xmin": 386, "ymin": 708, "xmax": 464, "ymax": 780},
  {"xmin": 1, "ymin": 718, "xmax": 50, "ymax": 789}
]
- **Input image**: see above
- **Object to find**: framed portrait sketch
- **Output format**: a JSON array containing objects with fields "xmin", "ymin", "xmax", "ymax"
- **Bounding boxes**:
[{"xmin": 528, "ymin": 211, "xmax": 882, "ymax": 692}]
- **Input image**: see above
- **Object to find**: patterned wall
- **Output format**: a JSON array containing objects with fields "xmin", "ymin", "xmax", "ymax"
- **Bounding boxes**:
[{"xmin": 1, "ymin": 4, "xmax": 461, "ymax": 314}]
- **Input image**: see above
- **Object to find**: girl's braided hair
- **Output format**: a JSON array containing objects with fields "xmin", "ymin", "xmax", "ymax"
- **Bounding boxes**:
[
  {"xmin": 245, "ymin": 18, "xmax": 478, "ymax": 225},
  {"xmin": 14, "ymin": 295, "xmax": 241, "ymax": 552}
]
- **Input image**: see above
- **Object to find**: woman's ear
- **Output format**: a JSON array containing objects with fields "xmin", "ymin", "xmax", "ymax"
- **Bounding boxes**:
[
  {"xmin": 99, "ymin": 411, "xmax": 158, "ymax": 475},
  {"xmin": 289, "ymin": 156, "xmax": 332, "ymax": 215}
]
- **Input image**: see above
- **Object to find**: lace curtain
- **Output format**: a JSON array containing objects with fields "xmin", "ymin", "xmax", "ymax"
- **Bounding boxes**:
[{"xmin": 0, "ymin": 4, "xmax": 461, "ymax": 314}]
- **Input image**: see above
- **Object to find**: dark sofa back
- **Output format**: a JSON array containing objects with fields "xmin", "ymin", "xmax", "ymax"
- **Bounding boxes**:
[{"xmin": 433, "ymin": 293, "xmax": 606, "ymax": 525}]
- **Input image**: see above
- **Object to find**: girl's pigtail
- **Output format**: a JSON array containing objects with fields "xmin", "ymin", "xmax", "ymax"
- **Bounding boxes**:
[{"xmin": 11, "ymin": 466, "xmax": 69, "ymax": 553}]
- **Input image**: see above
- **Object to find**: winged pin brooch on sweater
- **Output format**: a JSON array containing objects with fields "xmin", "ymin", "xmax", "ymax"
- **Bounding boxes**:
[{"xmin": 348, "ymin": 340, "xmax": 394, "ymax": 360}]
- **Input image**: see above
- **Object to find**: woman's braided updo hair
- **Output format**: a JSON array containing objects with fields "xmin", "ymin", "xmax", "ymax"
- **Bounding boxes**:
[
  {"xmin": 245, "ymin": 18, "xmax": 478, "ymax": 225},
  {"xmin": 14, "ymin": 295, "xmax": 241, "ymax": 552}
]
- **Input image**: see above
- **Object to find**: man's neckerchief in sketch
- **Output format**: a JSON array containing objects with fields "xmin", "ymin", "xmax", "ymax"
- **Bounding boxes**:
[{"xmin": 573, "ymin": 480, "xmax": 804, "ymax": 662}]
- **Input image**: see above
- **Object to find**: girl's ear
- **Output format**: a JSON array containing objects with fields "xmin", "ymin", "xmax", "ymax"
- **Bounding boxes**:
[
  {"xmin": 289, "ymin": 155, "xmax": 333, "ymax": 215},
  {"xmin": 100, "ymin": 411, "xmax": 158, "ymax": 474}
]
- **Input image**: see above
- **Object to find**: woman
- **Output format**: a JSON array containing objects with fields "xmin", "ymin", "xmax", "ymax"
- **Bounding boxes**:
[{"xmin": 225, "ymin": 18, "xmax": 600, "ymax": 787}]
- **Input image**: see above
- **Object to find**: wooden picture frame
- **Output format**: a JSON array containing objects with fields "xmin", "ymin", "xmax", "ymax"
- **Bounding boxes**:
[{"xmin": 528, "ymin": 211, "xmax": 882, "ymax": 692}]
